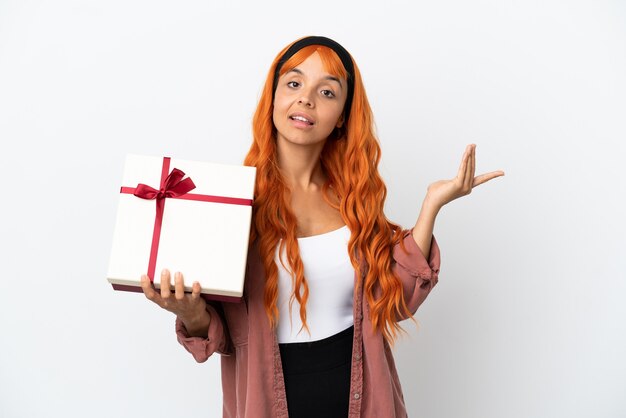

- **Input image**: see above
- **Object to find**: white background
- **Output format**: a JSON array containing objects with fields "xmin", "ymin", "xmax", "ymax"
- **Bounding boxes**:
[{"xmin": 1, "ymin": 1, "xmax": 624, "ymax": 417}]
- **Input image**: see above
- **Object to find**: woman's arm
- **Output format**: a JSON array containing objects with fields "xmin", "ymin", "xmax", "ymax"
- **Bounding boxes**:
[
  {"xmin": 411, "ymin": 143, "xmax": 504, "ymax": 256},
  {"xmin": 390, "ymin": 144, "xmax": 503, "ymax": 317},
  {"xmin": 411, "ymin": 198, "xmax": 440, "ymax": 260}
]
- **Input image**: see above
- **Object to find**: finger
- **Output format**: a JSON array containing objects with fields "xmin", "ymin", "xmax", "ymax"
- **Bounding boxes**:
[
  {"xmin": 160, "ymin": 269, "xmax": 172, "ymax": 299},
  {"xmin": 140, "ymin": 275, "xmax": 160, "ymax": 304},
  {"xmin": 473, "ymin": 170, "xmax": 505, "ymax": 187},
  {"xmin": 174, "ymin": 272, "xmax": 185, "ymax": 301},
  {"xmin": 470, "ymin": 144, "xmax": 476, "ymax": 178},
  {"xmin": 456, "ymin": 145, "xmax": 471, "ymax": 182},
  {"xmin": 191, "ymin": 281, "xmax": 201, "ymax": 301},
  {"xmin": 465, "ymin": 144, "xmax": 476, "ymax": 191}
]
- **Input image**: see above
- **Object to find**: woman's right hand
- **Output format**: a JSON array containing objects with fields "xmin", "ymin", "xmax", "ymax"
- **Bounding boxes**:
[{"xmin": 140, "ymin": 269, "xmax": 211, "ymax": 338}]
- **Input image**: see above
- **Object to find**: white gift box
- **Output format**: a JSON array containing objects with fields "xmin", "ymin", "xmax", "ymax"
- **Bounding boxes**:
[{"xmin": 107, "ymin": 154, "xmax": 256, "ymax": 302}]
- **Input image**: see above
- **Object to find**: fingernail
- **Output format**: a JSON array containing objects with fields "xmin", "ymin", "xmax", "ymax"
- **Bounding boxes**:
[{"xmin": 161, "ymin": 269, "xmax": 168, "ymax": 276}]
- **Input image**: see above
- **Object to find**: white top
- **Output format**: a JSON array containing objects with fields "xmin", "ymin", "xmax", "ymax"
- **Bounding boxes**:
[{"xmin": 275, "ymin": 225, "xmax": 355, "ymax": 343}]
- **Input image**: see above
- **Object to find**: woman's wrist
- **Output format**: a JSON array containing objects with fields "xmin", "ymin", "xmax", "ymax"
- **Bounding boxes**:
[
  {"xmin": 180, "ymin": 309, "xmax": 211, "ymax": 338},
  {"xmin": 422, "ymin": 192, "xmax": 444, "ymax": 214}
]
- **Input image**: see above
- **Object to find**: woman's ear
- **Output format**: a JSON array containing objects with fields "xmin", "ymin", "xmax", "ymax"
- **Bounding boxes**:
[{"xmin": 336, "ymin": 115, "xmax": 345, "ymax": 128}]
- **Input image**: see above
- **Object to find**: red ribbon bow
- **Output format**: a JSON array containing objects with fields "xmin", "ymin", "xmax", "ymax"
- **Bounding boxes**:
[{"xmin": 133, "ymin": 168, "xmax": 196, "ymax": 201}]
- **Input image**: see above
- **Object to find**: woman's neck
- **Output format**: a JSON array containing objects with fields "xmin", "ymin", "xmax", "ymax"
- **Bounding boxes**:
[{"xmin": 276, "ymin": 139, "xmax": 327, "ymax": 191}]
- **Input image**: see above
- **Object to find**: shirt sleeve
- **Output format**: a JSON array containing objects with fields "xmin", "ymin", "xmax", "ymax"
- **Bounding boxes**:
[
  {"xmin": 174, "ymin": 302, "xmax": 233, "ymax": 362},
  {"xmin": 392, "ymin": 229, "xmax": 441, "ymax": 317}
]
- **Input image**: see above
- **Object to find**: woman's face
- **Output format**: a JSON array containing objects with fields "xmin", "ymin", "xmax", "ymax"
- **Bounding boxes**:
[{"xmin": 273, "ymin": 51, "xmax": 347, "ymax": 149}]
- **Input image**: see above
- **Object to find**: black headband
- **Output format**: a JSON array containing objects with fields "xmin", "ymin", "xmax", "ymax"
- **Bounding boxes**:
[{"xmin": 272, "ymin": 36, "xmax": 354, "ymax": 122}]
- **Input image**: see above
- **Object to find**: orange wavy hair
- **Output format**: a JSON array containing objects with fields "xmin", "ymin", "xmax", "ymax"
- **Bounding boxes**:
[{"xmin": 244, "ymin": 39, "xmax": 411, "ymax": 343}]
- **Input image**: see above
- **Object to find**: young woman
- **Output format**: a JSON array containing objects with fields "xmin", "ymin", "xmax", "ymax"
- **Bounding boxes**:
[{"xmin": 140, "ymin": 36, "xmax": 504, "ymax": 418}]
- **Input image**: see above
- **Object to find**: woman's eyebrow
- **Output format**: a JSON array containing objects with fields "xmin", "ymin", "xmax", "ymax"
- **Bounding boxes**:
[
  {"xmin": 287, "ymin": 68, "xmax": 343, "ymax": 89},
  {"xmin": 287, "ymin": 68, "xmax": 304, "ymax": 76},
  {"xmin": 325, "ymin": 76, "xmax": 343, "ymax": 88}
]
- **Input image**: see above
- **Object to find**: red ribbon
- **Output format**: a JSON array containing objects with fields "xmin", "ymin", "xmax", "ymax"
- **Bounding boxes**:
[{"xmin": 120, "ymin": 157, "xmax": 253, "ymax": 281}]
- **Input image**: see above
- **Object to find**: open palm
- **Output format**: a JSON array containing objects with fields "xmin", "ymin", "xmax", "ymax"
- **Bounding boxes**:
[{"xmin": 426, "ymin": 144, "xmax": 504, "ymax": 209}]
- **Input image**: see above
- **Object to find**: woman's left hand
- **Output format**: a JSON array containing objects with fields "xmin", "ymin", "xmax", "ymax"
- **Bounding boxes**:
[{"xmin": 425, "ymin": 144, "xmax": 504, "ymax": 210}]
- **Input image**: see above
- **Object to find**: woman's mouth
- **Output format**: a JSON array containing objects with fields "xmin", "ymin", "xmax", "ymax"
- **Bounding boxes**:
[{"xmin": 289, "ymin": 114, "xmax": 314, "ymax": 125}]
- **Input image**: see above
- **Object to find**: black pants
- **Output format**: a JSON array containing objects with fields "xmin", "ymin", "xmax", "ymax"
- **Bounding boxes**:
[{"xmin": 279, "ymin": 326, "xmax": 354, "ymax": 418}]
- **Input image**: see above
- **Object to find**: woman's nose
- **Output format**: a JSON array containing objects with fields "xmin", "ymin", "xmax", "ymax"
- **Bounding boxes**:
[{"xmin": 297, "ymin": 89, "xmax": 314, "ymax": 107}]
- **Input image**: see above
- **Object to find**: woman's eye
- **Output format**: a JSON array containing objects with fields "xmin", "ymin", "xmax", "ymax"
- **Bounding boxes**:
[
  {"xmin": 287, "ymin": 81, "xmax": 300, "ymax": 88},
  {"xmin": 321, "ymin": 89, "xmax": 335, "ymax": 98}
]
